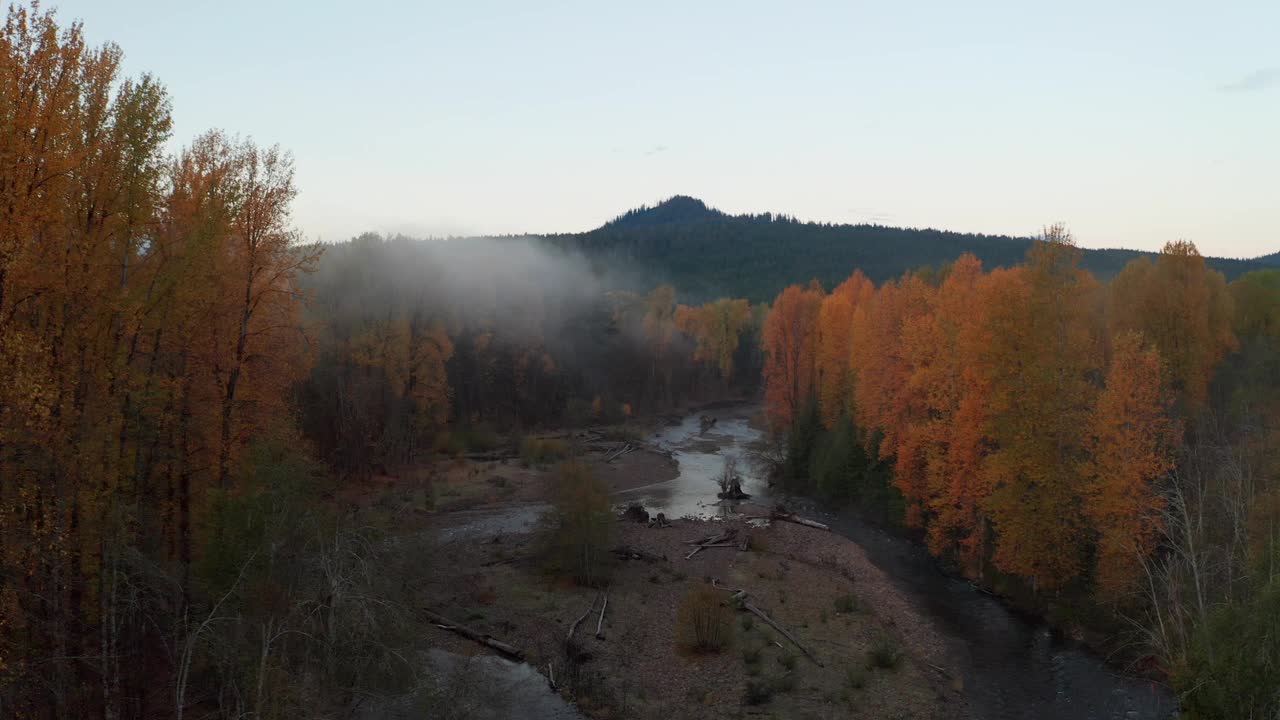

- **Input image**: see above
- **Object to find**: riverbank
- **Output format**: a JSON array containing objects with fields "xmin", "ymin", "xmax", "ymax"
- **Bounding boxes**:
[{"xmin": 415, "ymin": 500, "xmax": 966, "ymax": 719}]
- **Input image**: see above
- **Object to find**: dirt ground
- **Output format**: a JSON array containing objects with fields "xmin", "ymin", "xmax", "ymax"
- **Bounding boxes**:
[{"xmin": 393, "ymin": 447, "xmax": 968, "ymax": 720}]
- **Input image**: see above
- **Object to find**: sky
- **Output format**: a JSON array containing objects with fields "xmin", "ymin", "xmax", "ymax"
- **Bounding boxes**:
[{"xmin": 50, "ymin": 0, "xmax": 1280, "ymax": 257}]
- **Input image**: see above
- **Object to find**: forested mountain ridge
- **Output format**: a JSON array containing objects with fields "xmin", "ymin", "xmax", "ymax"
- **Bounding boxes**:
[{"xmin": 541, "ymin": 196, "xmax": 1277, "ymax": 302}]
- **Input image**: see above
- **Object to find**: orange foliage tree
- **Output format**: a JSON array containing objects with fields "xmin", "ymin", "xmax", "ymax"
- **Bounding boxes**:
[
  {"xmin": 1084, "ymin": 330, "xmax": 1177, "ymax": 600},
  {"xmin": 816, "ymin": 271, "xmax": 873, "ymax": 427},
  {"xmin": 0, "ymin": 6, "xmax": 317, "ymax": 711},
  {"xmin": 849, "ymin": 273, "xmax": 935, "ymax": 525},
  {"xmin": 1109, "ymin": 241, "xmax": 1235, "ymax": 411},
  {"xmin": 762, "ymin": 282, "xmax": 824, "ymax": 431}
]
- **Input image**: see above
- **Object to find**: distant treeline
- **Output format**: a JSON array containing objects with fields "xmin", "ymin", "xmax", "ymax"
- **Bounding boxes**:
[{"xmin": 540, "ymin": 196, "xmax": 1278, "ymax": 303}]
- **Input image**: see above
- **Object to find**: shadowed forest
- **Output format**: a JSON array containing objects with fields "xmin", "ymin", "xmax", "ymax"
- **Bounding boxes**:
[{"xmin": 2, "ymin": 5, "xmax": 1278, "ymax": 719}]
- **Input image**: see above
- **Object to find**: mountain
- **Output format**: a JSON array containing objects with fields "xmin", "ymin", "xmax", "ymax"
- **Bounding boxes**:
[{"xmin": 544, "ymin": 197, "xmax": 1278, "ymax": 302}]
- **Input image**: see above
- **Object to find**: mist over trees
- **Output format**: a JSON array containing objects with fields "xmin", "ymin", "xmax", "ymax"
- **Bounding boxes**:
[
  {"xmin": 2, "ymin": 4, "xmax": 1279, "ymax": 719},
  {"xmin": 295, "ymin": 233, "xmax": 765, "ymax": 478}
]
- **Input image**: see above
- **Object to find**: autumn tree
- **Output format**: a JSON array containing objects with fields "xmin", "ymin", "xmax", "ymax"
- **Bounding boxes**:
[
  {"xmin": 762, "ymin": 282, "xmax": 824, "ymax": 430},
  {"xmin": 816, "ymin": 270, "xmax": 873, "ymax": 427},
  {"xmin": 1109, "ymin": 241, "xmax": 1235, "ymax": 411},
  {"xmin": 978, "ymin": 227, "xmax": 1102, "ymax": 589},
  {"xmin": 849, "ymin": 273, "xmax": 935, "ymax": 526},
  {"xmin": 676, "ymin": 297, "xmax": 751, "ymax": 380},
  {"xmin": 1084, "ymin": 331, "xmax": 1177, "ymax": 600}
]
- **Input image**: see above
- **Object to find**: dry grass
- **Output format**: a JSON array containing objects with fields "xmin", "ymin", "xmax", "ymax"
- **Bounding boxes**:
[{"xmin": 677, "ymin": 584, "xmax": 732, "ymax": 653}]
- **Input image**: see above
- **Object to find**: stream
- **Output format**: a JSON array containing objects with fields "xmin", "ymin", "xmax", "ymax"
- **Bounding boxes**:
[{"xmin": 630, "ymin": 403, "xmax": 1178, "ymax": 720}]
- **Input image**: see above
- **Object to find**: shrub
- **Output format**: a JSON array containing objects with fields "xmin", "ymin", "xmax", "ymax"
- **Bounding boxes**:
[
  {"xmin": 833, "ymin": 594, "xmax": 860, "ymax": 614},
  {"xmin": 777, "ymin": 652, "xmax": 797, "ymax": 671},
  {"xmin": 743, "ymin": 680, "xmax": 773, "ymax": 705},
  {"xmin": 846, "ymin": 665, "xmax": 868, "ymax": 689},
  {"xmin": 1176, "ymin": 577, "xmax": 1280, "ymax": 719},
  {"xmin": 677, "ymin": 585, "xmax": 731, "ymax": 653},
  {"xmin": 867, "ymin": 633, "xmax": 902, "ymax": 670},
  {"xmin": 541, "ymin": 462, "xmax": 615, "ymax": 586},
  {"xmin": 740, "ymin": 616, "xmax": 754, "ymax": 632},
  {"xmin": 520, "ymin": 437, "xmax": 570, "ymax": 467},
  {"xmin": 769, "ymin": 673, "xmax": 797, "ymax": 694},
  {"xmin": 742, "ymin": 645, "xmax": 762, "ymax": 665}
]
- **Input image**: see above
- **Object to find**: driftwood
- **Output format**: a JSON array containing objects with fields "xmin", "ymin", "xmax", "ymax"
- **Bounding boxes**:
[
  {"xmin": 465, "ymin": 450, "xmax": 518, "ymax": 461},
  {"xmin": 737, "ymin": 531, "xmax": 750, "ymax": 551},
  {"xmin": 729, "ymin": 591, "xmax": 822, "ymax": 667},
  {"xmin": 547, "ymin": 662, "xmax": 556, "ymax": 690},
  {"xmin": 685, "ymin": 528, "xmax": 740, "ymax": 559},
  {"xmin": 612, "ymin": 545, "xmax": 667, "ymax": 562},
  {"xmin": 423, "ymin": 609, "xmax": 523, "ymax": 660},
  {"xmin": 595, "ymin": 594, "xmax": 608, "ymax": 640},
  {"xmin": 748, "ymin": 510, "xmax": 831, "ymax": 532},
  {"xmin": 567, "ymin": 595, "xmax": 598, "ymax": 647},
  {"xmin": 480, "ymin": 554, "xmax": 522, "ymax": 567},
  {"xmin": 603, "ymin": 443, "xmax": 634, "ymax": 463}
]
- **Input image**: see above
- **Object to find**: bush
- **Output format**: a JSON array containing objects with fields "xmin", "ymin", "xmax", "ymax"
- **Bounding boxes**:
[
  {"xmin": 834, "ymin": 594, "xmax": 860, "ymax": 614},
  {"xmin": 520, "ymin": 437, "xmax": 570, "ymax": 467},
  {"xmin": 777, "ymin": 651, "xmax": 797, "ymax": 670},
  {"xmin": 541, "ymin": 462, "xmax": 615, "ymax": 586},
  {"xmin": 1176, "ymin": 577, "xmax": 1280, "ymax": 719},
  {"xmin": 867, "ymin": 633, "xmax": 902, "ymax": 670},
  {"xmin": 846, "ymin": 665, "xmax": 868, "ymax": 689},
  {"xmin": 677, "ymin": 585, "xmax": 731, "ymax": 653},
  {"xmin": 743, "ymin": 680, "xmax": 773, "ymax": 705},
  {"xmin": 769, "ymin": 673, "xmax": 797, "ymax": 694},
  {"xmin": 455, "ymin": 423, "xmax": 501, "ymax": 452},
  {"xmin": 742, "ymin": 645, "xmax": 762, "ymax": 665},
  {"xmin": 740, "ymin": 615, "xmax": 754, "ymax": 632}
]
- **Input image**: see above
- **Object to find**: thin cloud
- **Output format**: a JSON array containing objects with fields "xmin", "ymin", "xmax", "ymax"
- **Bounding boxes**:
[{"xmin": 1218, "ymin": 68, "xmax": 1280, "ymax": 93}]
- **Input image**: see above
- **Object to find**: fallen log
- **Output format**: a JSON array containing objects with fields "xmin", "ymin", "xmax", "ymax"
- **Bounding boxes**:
[
  {"xmin": 611, "ymin": 545, "xmax": 667, "ymax": 562},
  {"xmin": 422, "ymin": 609, "xmax": 524, "ymax": 660},
  {"xmin": 595, "ymin": 594, "xmax": 608, "ymax": 640},
  {"xmin": 747, "ymin": 510, "xmax": 830, "ymax": 531},
  {"xmin": 739, "ymin": 599, "xmax": 822, "ymax": 667},
  {"xmin": 683, "ymin": 528, "xmax": 737, "ymax": 545},
  {"xmin": 737, "ymin": 531, "xmax": 750, "ymax": 551},
  {"xmin": 567, "ymin": 595, "xmax": 598, "ymax": 647}
]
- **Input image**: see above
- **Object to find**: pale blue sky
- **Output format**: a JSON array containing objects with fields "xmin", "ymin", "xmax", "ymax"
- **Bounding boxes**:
[{"xmin": 53, "ymin": 1, "xmax": 1278, "ymax": 256}]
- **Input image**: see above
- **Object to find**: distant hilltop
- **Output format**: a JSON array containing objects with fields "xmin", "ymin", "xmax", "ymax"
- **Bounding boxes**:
[{"xmin": 537, "ymin": 196, "xmax": 1279, "ymax": 302}]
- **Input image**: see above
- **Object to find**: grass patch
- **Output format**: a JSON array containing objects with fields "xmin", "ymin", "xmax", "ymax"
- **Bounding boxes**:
[
  {"xmin": 866, "ymin": 633, "xmax": 902, "ymax": 670},
  {"xmin": 677, "ymin": 585, "xmax": 731, "ymax": 653},
  {"xmin": 777, "ymin": 652, "xmax": 797, "ymax": 671},
  {"xmin": 743, "ymin": 680, "xmax": 772, "ymax": 705},
  {"xmin": 769, "ymin": 673, "xmax": 797, "ymax": 694},
  {"xmin": 833, "ymin": 594, "xmax": 861, "ymax": 614},
  {"xmin": 520, "ymin": 437, "xmax": 570, "ymax": 467}
]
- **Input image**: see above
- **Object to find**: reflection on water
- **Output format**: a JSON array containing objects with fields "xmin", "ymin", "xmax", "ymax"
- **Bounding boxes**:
[
  {"xmin": 436, "ymin": 503, "xmax": 549, "ymax": 543},
  {"xmin": 366, "ymin": 649, "xmax": 584, "ymax": 720},
  {"xmin": 613, "ymin": 406, "xmax": 769, "ymax": 519}
]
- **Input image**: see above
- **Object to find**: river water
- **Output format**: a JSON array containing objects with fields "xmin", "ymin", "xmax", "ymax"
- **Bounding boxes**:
[{"xmin": 627, "ymin": 403, "xmax": 1178, "ymax": 720}]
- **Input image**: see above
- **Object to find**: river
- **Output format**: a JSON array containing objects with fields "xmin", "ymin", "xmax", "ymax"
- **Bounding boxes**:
[{"xmin": 625, "ymin": 403, "xmax": 1178, "ymax": 720}]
